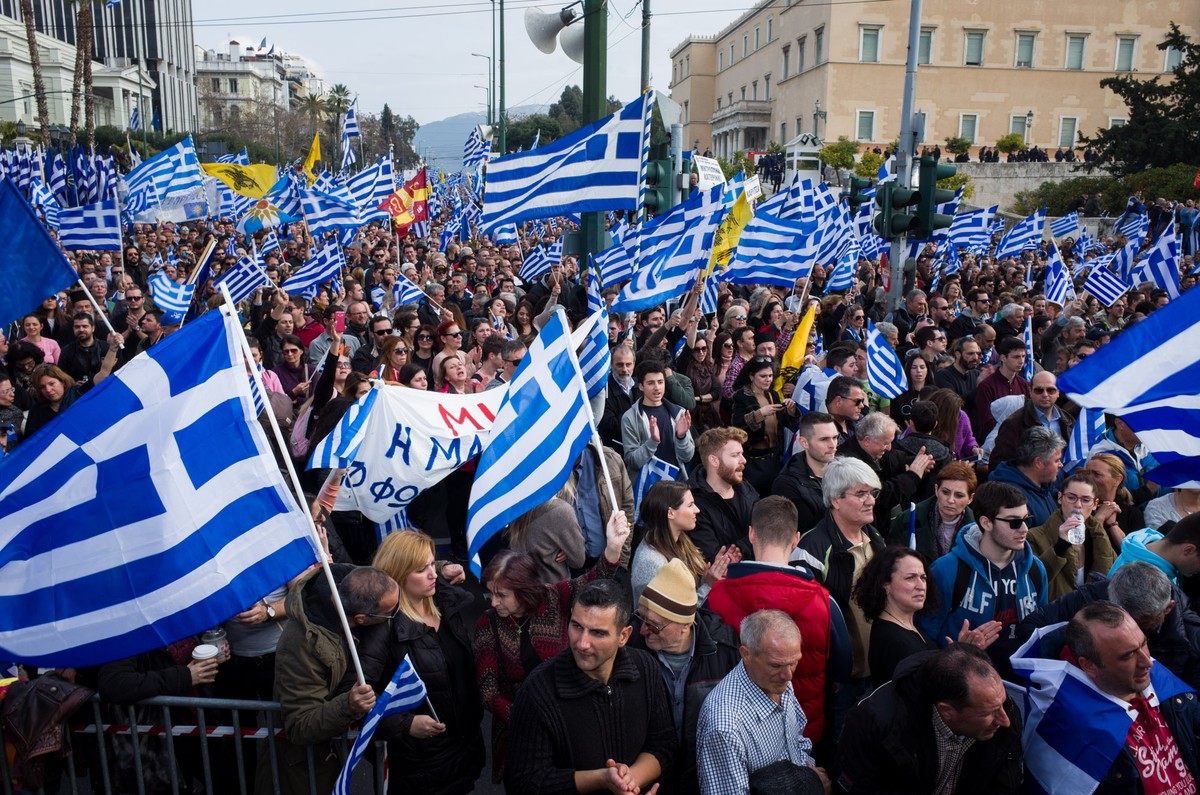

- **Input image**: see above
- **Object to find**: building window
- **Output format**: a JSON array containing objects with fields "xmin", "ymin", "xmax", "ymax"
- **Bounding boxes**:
[
  {"xmin": 211, "ymin": 77, "xmax": 221, "ymax": 92},
  {"xmin": 860, "ymin": 26, "xmax": 881, "ymax": 63},
  {"xmin": 918, "ymin": 28, "xmax": 933, "ymax": 65},
  {"xmin": 685, "ymin": 54, "xmax": 690, "ymax": 75},
  {"xmin": 1009, "ymin": 114, "xmax": 1028, "ymax": 139},
  {"xmin": 717, "ymin": 97, "xmax": 722, "ymax": 110},
  {"xmin": 728, "ymin": 92, "xmax": 734, "ymax": 106},
  {"xmin": 743, "ymin": 34, "xmax": 749, "ymax": 57},
  {"xmin": 1165, "ymin": 45, "xmax": 1182, "ymax": 72},
  {"xmin": 752, "ymin": 81, "xmax": 758, "ymax": 100},
  {"xmin": 683, "ymin": 100, "xmax": 688, "ymax": 123},
  {"xmin": 730, "ymin": 43, "xmax": 735, "ymax": 65},
  {"xmin": 1065, "ymin": 34, "xmax": 1086, "ymax": 70},
  {"xmin": 764, "ymin": 74, "xmax": 771, "ymax": 100},
  {"xmin": 1115, "ymin": 36, "xmax": 1136, "ymax": 71},
  {"xmin": 815, "ymin": 28, "xmax": 825, "ymax": 64},
  {"xmin": 213, "ymin": 106, "xmax": 223, "ymax": 124},
  {"xmin": 719, "ymin": 51, "xmax": 725, "ymax": 71},
  {"xmin": 1015, "ymin": 32, "xmax": 1035, "ymax": 68},
  {"xmin": 741, "ymin": 86, "xmax": 747, "ymax": 101},
  {"xmin": 798, "ymin": 37, "xmax": 807, "ymax": 71},
  {"xmin": 964, "ymin": 31, "xmax": 985, "ymax": 66},
  {"xmin": 1058, "ymin": 117, "xmax": 1078, "ymax": 148},
  {"xmin": 959, "ymin": 113, "xmax": 978, "ymax": 143},
  {"xmin": 230, "ymin": 105, "xmax": 240, "ymax": 120},
  {"xmin": 228, "ymin": 78, "xmax": 238, "ymax": 93},
  {"xmin": 755, "ymin": 26, "xmax": 760, "ymax": 50},
  {"xmin": 767, "ymin": 17, "xmax": 773, "ymax": 42},
  {"xmin": 856, "ymin": 110, "xmax": 876, "ymax": 141},
  {"xmin": 782, "ymin": 46, "xmax": 790, "ymax": 78},
  {"xmin": 781, "ymin": 121, "xmax": 787, "ymax": 142},
  {"xmin": 1109, "ymin": 117, "xmax": 1127, "ymax": 127}
]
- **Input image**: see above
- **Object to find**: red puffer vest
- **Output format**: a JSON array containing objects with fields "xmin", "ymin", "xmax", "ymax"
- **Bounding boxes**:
[{"xmin": 706, "ymin": 567, "xmax": 833, "ymax": 740}]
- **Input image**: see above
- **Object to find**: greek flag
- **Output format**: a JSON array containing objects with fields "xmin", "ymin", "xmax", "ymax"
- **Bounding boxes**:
[
  {"xmin": 342, "ymin": 99, "xmax": 360, "ymax": 140},
  {"xmin": 307, "ymin": 387, "xmax": 379, "ymax": 470},
  {"xmin": 1058, "ymin": 285, "xmax": 1200, "ymax": 487},
  {"xmin": 0, "ymin": 309, "xmax": 316, "ymax": 666},
  {"xmin": 574, "ymin": 262, "xmax": 610, "ymax": 400},
  {"xmin": 948, "ymin": 206, "xmax": 996, "ymax": 252},
  {"xmin": 259, "ymin": 229, "xmax": 281, "ymax": 255},
  {"xmin": 860, "ymin": 233, "xmax": 890, "ymax": 260},
  {"xmin": 632, "ymin": 457, "xmax": 680, "ymax": 523},
  {"xmin": 1022, "ymin": 316, "xmax": 1035, "ymax": 380},
  {"xmin": 990, "ymin": 212, "xmax": 1007, "ymax": 237},
  {"xmin": 721, "ymin": 208, "xmax": 818, "ymax": 289},
  {"xmin": 593, "ymin": 230, "xmax": 637, "ymax": 288},
  {"xmin": 463, "ymin": 128, "xmax": 491, "ymax": 172},
  {"xmin": 699, "ymin": 271, "xmax": 720, "ymax": 315},
  {"xmin": 1111, "ymin": 239, "xmax": 1139, "ymax": 283},
  {"xmin": 1083, "ymin": 263, "xmax": 1129, "ymax": 308},
  {"xmin": 865, "ymin": 321, "xmax": 907, "ymax": 399},
  {"xmin": 30, "ymin": 179, "xmax": 61, "ymax": 230},
  {"xmin": 128, "ymin": 106, "xmax": 139, "ymax": 131},
  {"xmin": 281, "ymin": 243, "xmax": 345, "ymax": 298},
  {"xmin": 148, "ymin": 270, "xmax": 196, "ymax": 325},
  {"xmin": 466, "ymin": 309, "xmax": 595, "ymax": 576},
  {"xmin": 1050, "ymin": 212, "xmax": 1080, "ymax": 239},
  {"xmin": 1065, "ymin": 406, "xmax": 1106, "ymax": 472},
  {"xmin": 1130, "ymin": 218, "xmax": 1180, "ymax": 299},
  {"xmin": 123, "ymin": 135, "xmax": 204, "ymax": 203},
  {"xmin": 217, "ymin": 186, "xmax": 255, "ymax": 223},
  {"xmin": 493, "ymin": 223, "xmax": 519, "ymax": 246},
  {"xmin": 519, "ymin": 245, "xmax": 551, "ymax": 282},
  {"xmin": 345, "ymin": 153, "xmax": 395, "ymax": 222},
  {"xmin": 333, "ymin": 654, "xmax": 428, "ymax": 795},
  {"xmin": 48, "ymin": 152, "xmax": 67, "ymax": 205},
  {"xmin": 824, "ymin": 255, "xmax": 855, "ymax": 293},
  {"xmin": 0, "ymin": 178, "xmax": 79, "ymax": 329},
  {"xmin": 392, "ymin": 274, "xmax": 426, "ymax": 307},
  {"xmin": 1042, "ymin": 247, "xmax": 1074, "ymax": 307},
  {"xmin": 1117, "ymin": 212, "xmax": 1149, "ymax": 243},
  {"xmin": 58, "ymin": 198, "xmax": 122, "ymax": 251},
  {"xmin": 481, "ymin": 92, "xmax": 652, "ymax": 232},
  {"xmin": 214, "ymin": 149, "xmax": 250, "ymax": 166},
  {"xmin": 613, "ymin": 184, "xmax": 727, "ymax": 313},
  {"xmin": 995, "ymin": 208, "xmax": 1045, "ymax": 260},
  {"xmin": 1011, "ymin": 623, "xmax": 1194, "ymax": 795},
  {"xmin": 792, "ymin": 365, "xmax": 832, "ymax": 413},
  {"xmin": 877, "ymin": 155, "xmax": 896, "ymax": 185},
  {"xmin": 300, "ymin": 186, "xmax": 361, "ymax": 237},
  {"xmin": 214, "ymin": 246, "xmax": 269, "ymax": 304}
]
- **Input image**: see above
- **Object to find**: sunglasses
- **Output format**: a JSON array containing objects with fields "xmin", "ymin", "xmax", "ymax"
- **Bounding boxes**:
[
  {"xmin": 364, "ymin": 603, "xmax": 401, "ymax": 621},
  {"xmin": 374, "ymin": 328, "xmax": 394, "ymax": 336},
  {"xmin": 417, "ymin": 334, "xmax": 433, "ymax": 341},
  {"xmin": 392, "ymin": 348, "xmax": 410, "ymax": 355},
  {"xmin": 637, "ymin": 611, "xmax": 669, "ymax": 635},
  {"xmin": 991, "ymin": 515, "xmax": 1034, "ymax": 530},
  {"xmin": 443, "ymin": 331, "xmax": 463, "ymax": 338},
  {"xmin": 1032, "ymin": 386, "xmax": 1058, "ymax": 394}
]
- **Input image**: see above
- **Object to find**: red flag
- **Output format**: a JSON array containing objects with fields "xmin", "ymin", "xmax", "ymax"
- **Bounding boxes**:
[{"xmin": 379, "ymin": 167, "xmax": 429, "ymax": 236}]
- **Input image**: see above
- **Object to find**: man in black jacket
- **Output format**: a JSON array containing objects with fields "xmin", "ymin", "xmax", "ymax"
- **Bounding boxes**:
[
  {"xmin": 506, "ymin": 580, "xmax": 676, "ymax": 795},
  {"xmin": 836, "ymin": 644, "xmax": 1024, "ymax": 794},
  {"xmin": 1018, "ymin": 562, "xmax": 1200, "ymax": 689},
  {"xmin": 773, "ymin": 412, "xmax": 839, "ymax": 536},
  {"xmin": 598, "ymin": 344, "xmax": 638, "ymax": 454},
  {"xmin": 58, "ymin": 312, "xmax": 109, "ymax": 385},
  {"xmin": 689, "ymin": 427, "xmax": 759, "ymax": 562}
]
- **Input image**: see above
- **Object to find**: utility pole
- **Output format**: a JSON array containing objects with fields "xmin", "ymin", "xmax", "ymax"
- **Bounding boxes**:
[
  {"xmin": 887, "ymin": 0, "xmax": 923, "ymax": 312},
  {"xmin": 498, "ymin": 0, "xmax": 507, "ymax": 154},
  {"xmin": 640, "ymin": 0, "xmax": 651, "ymax": 92},
  {"xmin": 579, "ymin": 0, "xmax": 607, "ymax": 264}
]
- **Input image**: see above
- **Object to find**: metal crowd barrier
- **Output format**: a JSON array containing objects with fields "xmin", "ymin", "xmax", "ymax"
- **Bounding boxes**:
[{"xmin": 1, "ymin": 693, "xmax": 387, "ymax": 795}]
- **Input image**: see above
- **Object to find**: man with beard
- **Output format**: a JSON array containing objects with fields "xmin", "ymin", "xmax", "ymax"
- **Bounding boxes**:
[
  {"xmin": 599, "ymin": 344, "xmax": 638, "ymax": 454},
  {"xmin": 690, "ymin": 427, "xmax": 759, "ymax": 562}
]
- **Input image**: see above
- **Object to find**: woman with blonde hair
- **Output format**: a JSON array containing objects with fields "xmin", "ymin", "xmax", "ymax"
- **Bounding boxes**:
[
  {"xmin": 372, "ymin": 334, "xmax": 411, "ymax": 382},
  {"xmin": 1085, "ymin": 452, "xmax": 1144, "ymax": 545},
  {"xmin": 359, "ymin": 531, "xmax": 484, "ymax": 794}
]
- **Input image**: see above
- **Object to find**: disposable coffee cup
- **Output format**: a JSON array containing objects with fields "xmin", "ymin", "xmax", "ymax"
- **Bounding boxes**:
[{"xmin": 192, "ymin": 644, "xmax": 219, "ymax": 662}]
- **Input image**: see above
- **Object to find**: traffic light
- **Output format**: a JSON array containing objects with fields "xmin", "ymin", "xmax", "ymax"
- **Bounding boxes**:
[
  {"xmin": 915, "ymin": 155, "xmax": 957, "ymax": 239},
  {"xmin": 844, "ymin": 176, "xmax": 873, "ymax": 214},
  {"xmin": 644, "ymin": 142, "xmax": 675, "ymax": 217},
  {"xmin": 873, "ymin": 181, "xmax": 919, "ymax": 241}
]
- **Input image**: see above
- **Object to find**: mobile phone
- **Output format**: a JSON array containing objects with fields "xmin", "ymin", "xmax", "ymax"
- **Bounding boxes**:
[{"xmin": 334, "ymin": 310, "xmax": 346, "ymax": 333}]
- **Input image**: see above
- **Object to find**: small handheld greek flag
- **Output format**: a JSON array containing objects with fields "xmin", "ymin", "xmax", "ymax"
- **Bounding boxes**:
[
  {"xmin": 864, "ymin": 321, "xmax": 907, "ymax": 399},
  {"xmin": 633, "ymin": 457, "xmax": 680, "ymax": 523}
]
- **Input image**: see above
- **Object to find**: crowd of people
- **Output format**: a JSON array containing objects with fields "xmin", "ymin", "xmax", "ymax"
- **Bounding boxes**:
[{"xmin": 3, "ymin": 172, "xmax": 1200, "ymax": 795}]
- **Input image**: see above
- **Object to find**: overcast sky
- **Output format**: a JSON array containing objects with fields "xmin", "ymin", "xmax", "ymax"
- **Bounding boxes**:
[{"xmin": 195, "ymin": 0, "xmax": 745, "ymax": 125}]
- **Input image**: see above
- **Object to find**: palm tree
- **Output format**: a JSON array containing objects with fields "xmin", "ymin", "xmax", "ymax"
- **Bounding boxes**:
[
  {"xmin": 325, "ymin": 83, "xmax": 351, "ymax": 142},
  {"xmin": 18, "ymin": 0, "xmax": 50, "ymax": 140},
  {"xmin": 76, "ymin": 2, "xmax": 95, "ymax": 149},
  {"xmin": 299, "ymin": 93, "xmax": 326, "ymax": 139}
]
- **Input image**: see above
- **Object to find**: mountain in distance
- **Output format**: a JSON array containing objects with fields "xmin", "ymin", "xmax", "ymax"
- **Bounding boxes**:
[{"xmin": 414, "ymin": 103, "xmax": 549, "ymax": 174}]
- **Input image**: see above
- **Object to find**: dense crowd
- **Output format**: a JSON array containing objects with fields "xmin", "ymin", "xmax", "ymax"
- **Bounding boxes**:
[{"xmin": 3, "ymin": 180, "xmax": 1200, "ymax": 795}]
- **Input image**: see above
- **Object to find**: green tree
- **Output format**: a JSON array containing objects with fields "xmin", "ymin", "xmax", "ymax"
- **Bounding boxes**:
[
  {"xmin": 944, "ymin": 136, "xmax": 972, "ymax": 156},
  {"xmin": 855, "ymin": 151, "xmax": 884, "ymax": 179},
  {"xmin": 505, "ymin": 114, "xmax": 562, "ymax": 151},
  {"xmin": 1078, "ymin": 24, "xmax": 1200, "ymax": 175},
  {"xmin": 380, "ymin": 104, "xmax": 395, "ymax": 147},
  {"xmin": 819, "ymin": 136, "xmax": 859, "ymax": 169},
  {"xmin": 995, "ymin": 132, "xmax": 1025, "ymax": 154},
  {"xmin": 549, "ymin": 85, "xmax": 584, "ymax": 133}
]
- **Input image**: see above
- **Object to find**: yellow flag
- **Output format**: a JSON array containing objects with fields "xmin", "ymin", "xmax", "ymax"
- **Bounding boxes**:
[
  {"xmin": 775, "ymin": 302, "xmax": 815, "ymax": 394},
  {"xmin": 302, "ymin": 133, "xmax": 321, "ymax": 185},
  {"xmin": 707, "ymin": 191, "xmax": 753, "ymax": 275},
  {"xmin": 201, "ymin": 163, "xmax": 278, "ymax": 199}
]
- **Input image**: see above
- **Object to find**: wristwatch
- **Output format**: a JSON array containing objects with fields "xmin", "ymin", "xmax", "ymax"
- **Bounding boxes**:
[{"xmin": 263, "ymin": 599, "xmax": 277, "ymax": 620}]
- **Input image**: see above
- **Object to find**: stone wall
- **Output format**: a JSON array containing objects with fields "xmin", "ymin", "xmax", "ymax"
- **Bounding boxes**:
[{"xmin": 957, "ymin": 161, "xmax": 1111, "ymax": 214}]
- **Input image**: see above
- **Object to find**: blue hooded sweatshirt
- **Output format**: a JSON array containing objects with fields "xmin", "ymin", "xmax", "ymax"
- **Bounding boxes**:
[
  {"xmin": 1109, "ymin": 528, "xmax": 1176, "ymax": 583},
  {"xmin": 988, "ymin": 460, "xmax": 1059, "ymax": 526}
]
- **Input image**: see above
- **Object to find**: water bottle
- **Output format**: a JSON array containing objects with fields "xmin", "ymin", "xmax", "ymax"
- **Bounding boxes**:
[{"xmin": 1067, "ymin": 508, "xmax": 1086, "ymax": 545}]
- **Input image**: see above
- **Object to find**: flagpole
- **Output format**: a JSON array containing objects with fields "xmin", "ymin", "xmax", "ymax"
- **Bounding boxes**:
[
  {"xmin": 217, "ymin": 282, "xmax": 368, "ymax": 687},
  {"xmin": 561, "ymin": 308, "xmax": 622, "ymax": 512},
  {"xmin": 77, "ymin": 277, "xmax": 121, "ymax": 347}
]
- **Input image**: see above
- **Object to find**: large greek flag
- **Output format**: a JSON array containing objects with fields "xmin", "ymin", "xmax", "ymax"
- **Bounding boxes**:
[
  {"xmin": 301, "ymin": 186, "xmax": 361, "ymax": 237},
  {"xmin": 1011, "ymin": 623, "xmax": 1194, "ymax": 795},
  {"xmin": 147, "ymin": 270, "xmax": 196, "ymax": 325},
  {"xmin": 214, "ymin": 246, "xmax": 270, "ymax": 304},
  {"xmin": 345, "ymin": 153, "xmax": 393, "ymax": 221},
  {"xmin": 0, "ymin": 309, "xmax": 316, "ymax": 667},
  {"xmin": 948, "ymin": 206, "xmax": 996, "ymax": 252},
  {"xmin": 1049, "ymin": 212, "xmax": 1080, "ymax": 240},
  {"xmin": 122, "ymin": 135, "xmax": 204, "ymax": 204},
  {"xmin": 332, "ymin": 655, "xmax": 428, "ymax": 795},
  {"xmin": 58, "ymin": 198, "xmax": 122, "ymax": 251},
  {"xmin": 1058, "ymin": 285, "xmax": 1200, "ymax": 487},
  {"xmin": 282, "ymin": 243, "xmax": 345, "ymax": 297},
  {"xmin": 865, "ymin": 321, "xmax": 907, "ymax": 399},
  {"xmin": 482, "ymin": 92, "xmax": 652, "ymax": 232},
  {"xmin": 721, "ymin": 208, "xmax": 818, "ymax": 288},
  {"xmin": 1042, "ymin": 246, "xmax": 1074, "ymax": 307},
  {"xmin": 995, "ymin": 208, "xmax": 1045, "ymax": 260},
  {"xmin": 1082, "ymin": 263, "xmax": 1129, "ymax": 308},
  {"xmin": 466, "ymin": 309, "xmax": 594, "ymax": 576},
  {"xmin": 1130, "ymin": 217, "xmax": 1180, "ymax": 299}
]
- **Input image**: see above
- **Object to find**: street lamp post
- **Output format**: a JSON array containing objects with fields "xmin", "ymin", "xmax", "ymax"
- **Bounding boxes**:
[
  {"xmin": 579, "ymin": 0, "xmax": 606, "ymax": 262},
  {"xmin": 498, "ymin": 0, "xmax": 507, "ymax": 154},
  {"xmin": 813, "ymin": 99, "xmax": 827, "ymax": 138},
  {"xmin": 475, "ymin": 85, "xmax": 492, "ymax": 123},
  {"xmin": 471, "ymin": 52, "xmax": 493, "ymax": 125},
  {"xmin": 1025, "ymin": 109, "xmax": 1034, "ymax": 145}
]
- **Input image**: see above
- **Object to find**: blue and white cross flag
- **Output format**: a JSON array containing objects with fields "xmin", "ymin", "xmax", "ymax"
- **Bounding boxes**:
[{"xmin": 0, "ymin": 309, "xmax": 316, "ymax": 667}]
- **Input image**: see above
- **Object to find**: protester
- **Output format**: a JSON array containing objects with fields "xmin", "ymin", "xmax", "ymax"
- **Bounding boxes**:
[
  {"xmin": 730, "ymin": 356, "xmax": 798, "ymax": 495},
  {"xmin": 888, "ymin": 460, "xmax": 978, "ymax": 560},
  {"xmin": 773, "ymin": 411, "xmax": 841, "ymax": 536},
  {"xmin": 631, "ymin": 480, "xmax": 734, "ymax": 606},
  {"xmin": 689, "ymin": 427, "xmax": 759, "ymax": 562}
]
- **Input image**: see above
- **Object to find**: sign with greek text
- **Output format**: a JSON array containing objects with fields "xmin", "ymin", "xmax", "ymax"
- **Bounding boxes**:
[{"xmin": 333, "ymin": 386, "xmax": 506, "ymax": 522}]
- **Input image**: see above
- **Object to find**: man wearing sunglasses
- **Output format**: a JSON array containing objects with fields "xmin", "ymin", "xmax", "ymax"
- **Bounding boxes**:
[
  {"xmin": 988, "ymin": 371, "xmax": 1075, "ymax": 474},
  {"xmin": 921, "ymin": 481, "xmax": 1048, "ymax": 674}
]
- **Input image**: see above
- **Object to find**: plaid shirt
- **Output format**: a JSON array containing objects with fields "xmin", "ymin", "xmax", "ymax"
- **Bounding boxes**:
[
  {"xmin": 931, "ymin": 706, "xmax": 976, "ymax": 795},
  {"xmin": 696, "ymin": 662, "xmax": 814, "ymax": 795}
]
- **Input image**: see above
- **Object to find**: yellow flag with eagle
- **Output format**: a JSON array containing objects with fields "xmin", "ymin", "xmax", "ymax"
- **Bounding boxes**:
[{"xmin": 201, "ymin": 163, "xmax": 278, "ymax": 199}]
